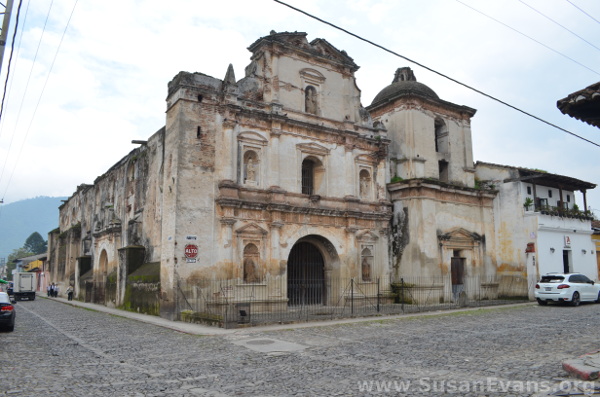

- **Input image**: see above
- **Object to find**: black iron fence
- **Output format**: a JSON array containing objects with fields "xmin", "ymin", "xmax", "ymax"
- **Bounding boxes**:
[{"xmin": 176, "ymin": 274, "xmax": 529, "ymax": 329}]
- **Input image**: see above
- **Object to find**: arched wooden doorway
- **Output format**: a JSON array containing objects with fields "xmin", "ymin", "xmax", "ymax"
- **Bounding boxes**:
[{"xmin": 287, "ymin": 241, "xmax": 325, "ymax": 306}]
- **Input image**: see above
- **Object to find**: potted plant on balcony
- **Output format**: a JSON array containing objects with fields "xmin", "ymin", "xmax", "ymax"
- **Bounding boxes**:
[{"xmin": 523, "ymin": 197, "xmax": 533, "ymax": 211}]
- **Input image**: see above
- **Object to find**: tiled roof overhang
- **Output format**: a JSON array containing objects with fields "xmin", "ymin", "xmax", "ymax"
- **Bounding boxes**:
[{"xmin": 557, "ymin": 82, "xmax": 600, "ymax": 128}]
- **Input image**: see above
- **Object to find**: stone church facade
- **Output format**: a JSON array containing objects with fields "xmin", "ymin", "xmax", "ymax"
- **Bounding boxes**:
[
  {"xmin": 48, "ymin": 32, "xmax": 392, "ymax": 319},
  {"xmin": 47, "ymin": 31, "xmax": 532, "ymax": 319}
]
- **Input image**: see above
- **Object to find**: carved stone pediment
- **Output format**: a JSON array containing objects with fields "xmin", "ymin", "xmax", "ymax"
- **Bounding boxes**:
[
  {"xmin": 300, "ymin": 68, "xmax": 326, "ymax": 84},
  {"xmin": 438, "ymin": 228, "xmax": 483, "ymax": 249},
  {"xmin": 309, "ymin": 38, "xmax": 358, "ymax": 70},
  {"xmin": 356, "ymin": 230, "xmax": 379, "ymax": 242},
  {"xmin": 235, "ymin": 222, "xmax": 268, "ymax": 237},
  {"xmin": 439, "ymin": 228, "xmax": 482, "ymax": 241},
  {"xmin": 296, "ymin": 142, "xmax": 330, "ymax": 156},
  {"xmin": 238, "ymin": 131, "xmax": 268, "ymax": 145}
]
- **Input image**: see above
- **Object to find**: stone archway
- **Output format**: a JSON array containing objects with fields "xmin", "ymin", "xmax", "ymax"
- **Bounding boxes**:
[{"xmin": 287, "ymin": 241, "xmax": 325, "ymax": 306}]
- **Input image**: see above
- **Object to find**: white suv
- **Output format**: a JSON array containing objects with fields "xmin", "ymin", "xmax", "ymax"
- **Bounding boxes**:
[{"xmin": 535, "ymin": 273, "xmax": 600, "ymax": 306}]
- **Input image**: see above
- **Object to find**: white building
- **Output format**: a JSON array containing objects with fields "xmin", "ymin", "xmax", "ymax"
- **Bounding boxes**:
[{"xmin": 475, "ymin": 162, "xmax": 597, "ymax": 298}]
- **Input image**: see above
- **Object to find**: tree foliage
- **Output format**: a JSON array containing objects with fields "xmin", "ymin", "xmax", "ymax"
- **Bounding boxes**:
[
  {"xmin": 5, "ymin": 247, "xmax": 34, "ymax": 281},
  {"xmin": 24, "ymin": 232, "xmax": 47, "ymax": 254}
]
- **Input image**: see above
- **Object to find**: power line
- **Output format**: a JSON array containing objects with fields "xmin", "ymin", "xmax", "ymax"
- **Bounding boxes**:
[
  {"xmin": 566, "ymin": 0, "xmax": 600, "ymax": 26},
  {"xmin": 0, "ymin": 0, "xmax": 31, "ymax": 141},
  {"xmin": 0, "ymin": 0, "xmax": 78, "ymax": 203},
  {"xmin": 0, "ymin": 0, "xmax": 49, "ymax": 193},
  {"xmin": 272, "ymin": 0, "xmax": 600, "ymax": 149},
  {"xmin": 518, "ymin": 0, "xmax": 600, "ymax": 53},
  {"xmin": 456, "ymin": 0, "xmax": 600, "ymax": 76},
  {"xmin": 0, "ymin": 0, "xmax": 22, "ymax": 127}
]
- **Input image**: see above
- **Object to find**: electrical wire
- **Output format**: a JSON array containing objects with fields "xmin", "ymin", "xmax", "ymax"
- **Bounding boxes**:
[
  {"xmin": 0, "ymin": 0, "xmax": 49, "ymax": 198},
  {"xmin": 272, "ymin": 0, "xmax": 600, "ymax": 149},
  {"xmin": 566, "ymin": 0, "xmax": 600, "ymax": 26},
  {"xmin": 0, "ymin": 0, "xmax": 23, "ymax": 128},
  {"xmin": 456, "ymin": 0, "xmax": 600, "ymax": 76},
  {"xmin": 0, "ymin": 0, "xmax": 78, "ymax": 203},
  {"xmin": 518, "ymin": 0, "xmax": 600, "ymax": 53},
  {"xmin": 0, "ymin": 0, "xmax": 31, "ymax": 141}
]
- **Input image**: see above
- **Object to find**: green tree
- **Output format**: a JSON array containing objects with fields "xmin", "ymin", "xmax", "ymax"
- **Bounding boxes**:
[
  {"xmin": 5, "ymin": 247, "xmax": 34, "ymax": 281},
  {"xmin": 23, "ymin": 232, "xmax": 47, "ymax": 254}
]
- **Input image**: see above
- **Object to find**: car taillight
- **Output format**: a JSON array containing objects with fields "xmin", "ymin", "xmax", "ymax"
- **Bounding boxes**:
[
  {"xmin": 535, "ymin": 284, "xmax": 540, "ymax": 289},
  {"xmin": 1, "ymin": 305, "xmax": 13, "ymax": 312},
  {"xmin": 557, "ymin": 284, "xmax": 570, "ymax": 289}
]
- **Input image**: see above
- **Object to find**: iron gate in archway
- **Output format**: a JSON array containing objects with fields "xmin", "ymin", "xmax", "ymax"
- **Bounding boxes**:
[{"xmin": 287, "ymin": 241, "xmax": 325, "ymax": 306}]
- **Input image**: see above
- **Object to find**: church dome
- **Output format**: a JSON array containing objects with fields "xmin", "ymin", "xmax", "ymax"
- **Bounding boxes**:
[{"xmin": 371, "ymin": 67, "xmax": 438, "ymax": 105}]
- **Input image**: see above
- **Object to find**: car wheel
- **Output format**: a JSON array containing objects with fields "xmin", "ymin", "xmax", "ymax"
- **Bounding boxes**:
[
  {"xmin": 571, "ymin": 292, "xmax": 581, "ymax": 307},
  {"xmin": 6, "ymin": 324, "xmax": 14, "ymax": 332},
  {"xmin": 596, "ymin": 292, "xmax": 600, "ymax": 304},
  {"xmin": 537, "ymin": 298, "xmax": 548, "ymax": 306}
]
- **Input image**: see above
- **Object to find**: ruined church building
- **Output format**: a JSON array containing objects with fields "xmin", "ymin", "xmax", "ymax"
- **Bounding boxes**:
[{"xmin": 48, "ymin": 32, "xmax": 596, "ymax": 320}]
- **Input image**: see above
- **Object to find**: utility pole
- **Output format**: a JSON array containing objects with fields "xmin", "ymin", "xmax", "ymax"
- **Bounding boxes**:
[{"xmin": 0, "ymin": 0, "xmax": 14, "ymax": 74}]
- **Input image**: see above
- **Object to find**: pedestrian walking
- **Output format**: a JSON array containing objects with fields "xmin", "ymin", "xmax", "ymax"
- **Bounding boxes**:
[
  {"xmin": 53, "ymin": 284, "xmax": 59, "ymax": 298},
  {"xmin": 47, "ymin": 284, "xmax": 51, "ymax": 297},
  {"xmin": 67, "ymin": 285, "xmax": 74, "ymax": 301},
  {"xmin": 49, "ymin": 283, "xmax": 55, "ymax": 297}
]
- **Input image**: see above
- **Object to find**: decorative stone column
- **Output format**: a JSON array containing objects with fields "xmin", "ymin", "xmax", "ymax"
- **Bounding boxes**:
[
  {"xmin": 345, "ymin": 143, "xmax": 355, "ymax": 197},
  {"xmin": 220, "ymin": 218, "xmax": 237, "ymax": 276},
  {"xmin": 269, "ymin": 126, "xmax": 282, "ymax": 188}
]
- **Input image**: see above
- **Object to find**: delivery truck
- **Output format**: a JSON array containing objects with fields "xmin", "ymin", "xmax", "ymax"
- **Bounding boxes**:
[{"xmin": 11, "ymin": 272, "xmax": 36, "ymax": 301}]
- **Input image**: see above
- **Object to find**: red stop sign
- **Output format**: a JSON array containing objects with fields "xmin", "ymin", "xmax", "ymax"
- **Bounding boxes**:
[{"xmin": 184, "ymin": 244, "xmax": 198, "ymax": 258}]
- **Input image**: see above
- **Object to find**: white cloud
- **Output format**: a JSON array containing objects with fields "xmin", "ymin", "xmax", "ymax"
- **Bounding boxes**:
[{"xmin": 0, "ymin": 0, "xmax": 599, "ymax": 217}]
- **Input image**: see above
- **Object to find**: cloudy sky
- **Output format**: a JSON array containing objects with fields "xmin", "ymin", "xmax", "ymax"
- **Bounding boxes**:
[{"xmin": 0, "ymin": 0, "xmax": 599, "ymax": 216}]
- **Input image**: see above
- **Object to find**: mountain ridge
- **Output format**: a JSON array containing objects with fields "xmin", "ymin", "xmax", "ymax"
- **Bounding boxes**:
[{"xmin": 0, "ymin": 196, "xmax": 67, "ymax": 260}]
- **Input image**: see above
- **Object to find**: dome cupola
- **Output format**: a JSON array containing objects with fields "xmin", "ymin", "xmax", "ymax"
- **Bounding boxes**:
[{"xmin": 371, "ymin": 67, "xmax": 438, "ymax": 105}]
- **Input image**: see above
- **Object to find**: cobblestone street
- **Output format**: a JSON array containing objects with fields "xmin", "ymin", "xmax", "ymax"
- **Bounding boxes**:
[{"xmin": 1, "ymin": 298, "xmax": 599, "ymax": 396}]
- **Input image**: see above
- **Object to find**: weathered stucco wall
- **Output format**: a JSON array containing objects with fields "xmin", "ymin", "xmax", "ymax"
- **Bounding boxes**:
[{"xmin": 46, "ymin": 31, "xmax": 595, "ymax": 318}]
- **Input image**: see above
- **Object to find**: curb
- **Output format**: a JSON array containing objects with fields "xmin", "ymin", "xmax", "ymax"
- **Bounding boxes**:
[
  {"xmin": 563, "ymin": 350, "xmax": 600, "ymax": 381},
  {"xmin": 41, "ymin": 295, "xmax": 536, "ymax": 336}
]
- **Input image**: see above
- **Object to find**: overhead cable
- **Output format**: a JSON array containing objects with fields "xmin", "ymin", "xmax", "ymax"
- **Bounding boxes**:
[
  {"xmin": 518, "ymin": 0, "xmax": 600, "ymax": 53},
  {"xmin": 456, "ymin": 0, "xmax": 600, "ymax": 76},
  {"xmin": 272, "ymin": 0, "xmax": 600, "ymax": 149},
  {"xmin": 0, "ymin": 0, "xmax": 78, "ymax": 203},
  {"xmin": 566, "ymin": 0, "xmax": 600, "ymax": 26},
  {"xmin": 0, "ymin": 0, "xmax": 22, "ymax": 127},
  {"xmin": 0, "ymin": 0, "xmax": 47, "ymax": 194},
  {"xmin": 0, "ymin": 0, "xmax": 31, "ymax": 140}
]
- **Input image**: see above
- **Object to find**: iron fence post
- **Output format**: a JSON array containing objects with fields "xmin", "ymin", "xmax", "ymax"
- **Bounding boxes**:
[
  {"xmin": 401, "ymin": 278, "xmax": 405, "ymax": 312},
  {"xmin": 351, "ymin": 278, "xmax": 354, "ymax": 316},
  {"xmin": 377, "ymin": 277, "xmax": 380, "ymax": 312}
]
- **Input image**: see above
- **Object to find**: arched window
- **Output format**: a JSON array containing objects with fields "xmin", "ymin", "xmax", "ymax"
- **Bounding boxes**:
[
  {"xmin": 361, "ymin": 247, "xmax": 373, "ymax": 282},
  {"xmin": 243, "ymin": 243, "xmax": 261, "ymax": 283},
  {"xmin": 305, "ymin": 86, "xmax": 318, "ymax": 115},
  {"xmin": 302, "ymin": 158, "xmax": 316, "ymax": 195},
  {"xmin": 435, "ymin": 117, "xmax": 448, "ymax": 153},
  {"xmin": 359, "ymin": 169, "xmax": 371, "ymax": 200}
]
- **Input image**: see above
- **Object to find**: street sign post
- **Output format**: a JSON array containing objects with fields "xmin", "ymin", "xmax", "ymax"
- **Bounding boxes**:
[{"xmin": 184, "ymin": 244, "xmax": 198, "ymax": 263}]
